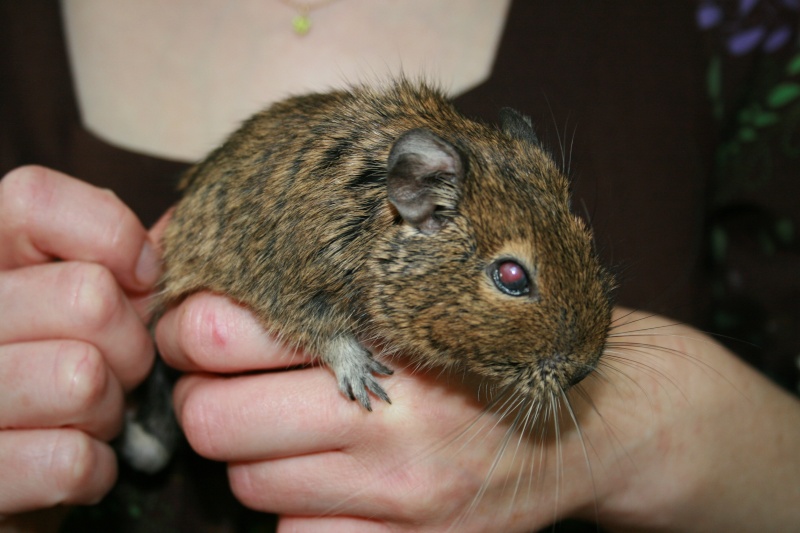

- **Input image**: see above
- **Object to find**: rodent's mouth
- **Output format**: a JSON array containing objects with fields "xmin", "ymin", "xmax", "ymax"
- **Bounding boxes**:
[{"xmin": 520, "ymin": 354, "xmax": 597, "ymax": 397}]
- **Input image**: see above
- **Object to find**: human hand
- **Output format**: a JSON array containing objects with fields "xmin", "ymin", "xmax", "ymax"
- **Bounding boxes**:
[
  {"xmin": 159, "ymin": 295, "xmax": 800, "ymax": 532},
  {"xmin": 585, "ymin": 311, "xmax": 800, "ymax": 532},
  {"xmin": 0, "ymin": 166, "xmax": 159, "ymax": 517}
]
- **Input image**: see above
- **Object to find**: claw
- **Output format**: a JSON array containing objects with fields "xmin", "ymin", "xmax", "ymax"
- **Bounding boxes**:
[
  {"xmin": 369, "ymin": 359, "xmax": 394, "ymax": 376},
  {"xmin": 354, "ymin": 381, "xmax": 373, "ymax": 411},
  {"xmin": 365, "ymin": 377, "xmax": 391, "ymax": 404},
  {"xmin": 326, "ymin": 336, "xmax": 393, "ymax": 411}
]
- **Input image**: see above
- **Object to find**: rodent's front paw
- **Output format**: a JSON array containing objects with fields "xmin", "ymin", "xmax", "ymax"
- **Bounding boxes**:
[
  {"xmin": 339, "ymin": 357, "xmax": 393, "ymax": 411},
  {"xmin": 324, "ymin": 336, "xmax": 393, "ymax": 411}
]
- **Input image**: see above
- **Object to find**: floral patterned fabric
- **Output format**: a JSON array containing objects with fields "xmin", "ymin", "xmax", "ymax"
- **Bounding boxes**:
[{"xmin": 697, "ymin": 0, "xmax": 800, "ymax": 392}]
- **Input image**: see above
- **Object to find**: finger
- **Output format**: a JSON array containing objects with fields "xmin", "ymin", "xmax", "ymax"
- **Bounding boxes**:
[
  {"xmin": 173, "ymin": 359, "xmax": 475, "ymax": 463},
  {"xmin": 173, "ymin": 368, "xmax": 371, "ymax": 462},
  {"xmin": 228, "ymin": 451, "xmax": 443, "ymax": 523},
  {"xmin": 278, "ymin": 516, "xmax": 394, "ymax": 533},
  {"xmin": 127, "ymin": 208, "xmax": 175, "ymax": 319},
  {"xmin": 230, "ymin": 430, "xmax": 531, "ymax": 529},
  {"xmin": 0, "ymin": 429, "xmax": 117, "ymax": 514},
  {"xmin": 0, "ymin": 340, "xmax": 125, "ymax": 441},
  {"xmin": 228, "ymin": 453, "xmax": 379, "ymax": 517},
  {"xmin": 0, "ymin": 262, "xmax": 155, "ymax": 390},
  {"xmin": 156, "ymin": 292, "xmax": 312, "ymax": 373},
  {"xmin": 0, "ymin": 166, "xmax": 161, "ymax": 292},
  {"xmin": 147, "ymin": 206, "xmax": 173, "ymax": 247}
]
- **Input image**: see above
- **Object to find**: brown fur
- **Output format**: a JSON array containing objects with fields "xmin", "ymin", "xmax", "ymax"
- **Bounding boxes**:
[{"xmin": 159, "ymin": 79, "xmax": 615, "ymax": 407}]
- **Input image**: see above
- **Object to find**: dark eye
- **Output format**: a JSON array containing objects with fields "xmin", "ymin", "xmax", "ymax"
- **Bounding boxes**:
[{"xmin": 491, "ymin": 260, "xmax": 531, "ymax": 296}]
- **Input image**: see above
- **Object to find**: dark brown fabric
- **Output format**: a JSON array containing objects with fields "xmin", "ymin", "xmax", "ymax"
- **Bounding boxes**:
[
  {"xmin": 0, "ymin": 0, "xmax": 184, "ymax": 228},
  {"xmin": 455, "ymin": 0, "xmax": 715, "ymax": 325},
  {"xmin": 1, "ymin": 1, "xmax": 798, "ymax": 531}
]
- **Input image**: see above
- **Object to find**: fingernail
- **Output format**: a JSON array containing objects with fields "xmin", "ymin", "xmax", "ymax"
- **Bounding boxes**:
[{"xmin": 135, "ymin": 240, "xmax": 162, "ymax": 287}]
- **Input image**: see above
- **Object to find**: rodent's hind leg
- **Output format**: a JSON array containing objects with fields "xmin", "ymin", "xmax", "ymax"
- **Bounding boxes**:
[{"xmin": 324, "ymin": 335, "xmax": 393, "ymax": 411}]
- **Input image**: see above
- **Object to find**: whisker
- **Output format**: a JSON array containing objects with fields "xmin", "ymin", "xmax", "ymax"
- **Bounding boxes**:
[
  {"xmin": 606, "ymin": 337, "xmax": 724, "ymax": 380},
  {"xmin": 506, "ymin": 397, "xmax": 538, "ymax": 516},
  {"xmin": 602, "ymin": 349, "xmax": 684, "ymax": 395},
  {"xmin": 566, "ymin": 117, "xmax": 577, "ymax": 177},
  {"xmin": 549, "ymin": 390, "xmax": 563, "ymax": 527},
  {"xmin": 560, "ymin": 386, "xmax": 599, "ymax": 524},
  {"xmin": 450, "ymin": 392, "xmax": 527, "ymax": 532},
  {"xmin": 608, "ymin": 310, "xmax": 669, "ymax": 330}
]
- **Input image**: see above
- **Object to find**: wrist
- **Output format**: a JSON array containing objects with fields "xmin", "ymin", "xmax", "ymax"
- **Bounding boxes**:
[{"xmin": 577, "ymin": 313, "xmax": 800, "ymax": 532}]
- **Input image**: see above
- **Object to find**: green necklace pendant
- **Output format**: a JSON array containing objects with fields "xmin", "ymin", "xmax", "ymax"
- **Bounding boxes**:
[{"xmin": 292, "ymin": 12, "xmax": 312, "ymax": 35}]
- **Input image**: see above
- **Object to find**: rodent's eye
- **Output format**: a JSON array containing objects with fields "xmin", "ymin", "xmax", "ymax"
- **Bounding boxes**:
[{"xmin": 491, "ymin": 260, "xmax": 531, "ymax": 297}]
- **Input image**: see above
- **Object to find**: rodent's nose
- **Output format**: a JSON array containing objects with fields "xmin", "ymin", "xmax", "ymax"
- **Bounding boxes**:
[{"xmin": 568, "ymin": 365, "xmax": 593, "ymax": 387}]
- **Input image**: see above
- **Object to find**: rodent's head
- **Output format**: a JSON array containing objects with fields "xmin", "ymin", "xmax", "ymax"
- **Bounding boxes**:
[{"xmin": 369, "ymin": 109, "xmax": 615, "ymax": 401}]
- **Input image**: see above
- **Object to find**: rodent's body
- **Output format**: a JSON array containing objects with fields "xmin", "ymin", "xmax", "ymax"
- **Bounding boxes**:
[{"xmin": 160, "ymin": 80, "xmax": 614, "ymax": 408}]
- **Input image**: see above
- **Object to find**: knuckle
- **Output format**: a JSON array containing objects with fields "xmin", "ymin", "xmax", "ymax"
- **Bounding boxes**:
[
  {"xmin": 120, "ymin": 338, "xmax": 156, "ymax": 392},
  {"xmin": 178, "ymin": 388, "xmax": 223, "ymax": 458},
  {"xmin": 50, "ymin": 430, "xmax": 99, "ymax": 498},
  {"xmin": 65, "ymin": 262, "xmax": 123, "ymax": 332},
  {"xmin": 56, "ymin": 341, "xmax": 109, "ymax": 414},
  {"xmin": 0, "ymin": 165, "xmax": 53, "ymax": 230},
  {"xmin": 227, "ymin": 465, "xmax": 264, "ymax": 510}
]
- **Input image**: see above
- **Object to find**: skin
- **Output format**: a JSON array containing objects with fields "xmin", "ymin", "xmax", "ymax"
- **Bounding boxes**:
[
  {"xmin": 2, "ymin": 167, "xmax": 800, "ymax": 531},
  {"xmin": 157, "ymin": 292, "xmax": 800, "ymax": 531},
  {"xmin": 0, "ymin": 166, "xmax": 158, "ymax": 521}
]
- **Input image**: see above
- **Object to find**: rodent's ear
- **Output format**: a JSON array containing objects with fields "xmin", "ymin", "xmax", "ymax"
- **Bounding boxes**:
[
  {"xmin": 386, "ymin": 129, "xmax": 463, "ymax": 234},
  {"xmin": 499, "ymin": 107, "xmax": 540, "ymax": 147}
]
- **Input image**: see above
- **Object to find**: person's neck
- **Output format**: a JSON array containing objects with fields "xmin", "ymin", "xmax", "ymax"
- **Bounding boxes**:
[{"xmin": 62, "ymin": 0, "xmax": 511, "ymax": 161}]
